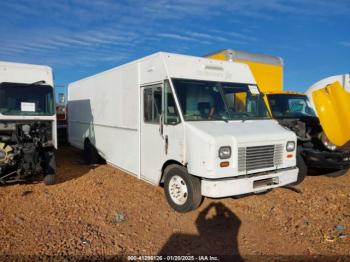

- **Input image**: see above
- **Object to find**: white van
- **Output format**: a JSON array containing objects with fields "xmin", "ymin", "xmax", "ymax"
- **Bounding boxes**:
[
  {"xmin": 0, "ymin": 61, "xmax": 57, "ymax": 185},
  {"xmin": 68, "ymin": 52, "xmax": 298, "ymax": 212}
]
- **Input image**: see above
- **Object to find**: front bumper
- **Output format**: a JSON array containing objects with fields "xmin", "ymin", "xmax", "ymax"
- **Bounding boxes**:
[
  {"xmin": 201, "ymin": 167, "xmax": 298, "ymax": 198},
  {"xmin": 302, "ymin": 148, "xmax": 350, "ymax": 170}
]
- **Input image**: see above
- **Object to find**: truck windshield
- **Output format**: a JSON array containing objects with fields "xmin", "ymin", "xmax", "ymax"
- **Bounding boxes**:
[
  {"xmin": 171, "ymin": 78, "xmax": 270, "ymax": 121},
  {"xmin": 0, "ymin": 83, "xmax": 55, "ymax": 116},
  {"xmin": 267, "ymin": 94, "xmax": 316, "ymax": 118}
]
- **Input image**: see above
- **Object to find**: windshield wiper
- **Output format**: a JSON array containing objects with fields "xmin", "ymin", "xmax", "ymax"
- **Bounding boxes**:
[
  {"xmin": 211, "ymin": 116, "xmax": 229, "ymax": 123},
  {"xmin": 0, "ymin": 109, "xmax": 13, "ymax": 115},
  {"xmin": 236, "ymin": 113, "xmax": 250, "ymax": 122},
  {"xmin": 222, "ymin": 111, "xmax": 230, "ymax": 123},
  {"xmin": 221, "ymin": 118, "xmax": 229, "ymax": 123},
  {"xmin": 30, "ymin": 80, "xmax": 46, "ymax": 85}
]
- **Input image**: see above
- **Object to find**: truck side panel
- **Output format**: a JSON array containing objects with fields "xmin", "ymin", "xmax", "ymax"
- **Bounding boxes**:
[{"xmin": 68, "ymin": 63, "xmax": 140, "ymax": 175}]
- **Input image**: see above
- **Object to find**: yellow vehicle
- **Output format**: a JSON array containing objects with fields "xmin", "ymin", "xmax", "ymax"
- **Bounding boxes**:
[
  {"xmin": 206, "ymin": 49, "xmax": 283, "ymax": 93},
  {"xmin": 207, "ymin": 50, "xmax": 350, "ymax": 183},
  {"xmin": 306, "ymin": 74, "xmax": 350, "ymax": 147}
]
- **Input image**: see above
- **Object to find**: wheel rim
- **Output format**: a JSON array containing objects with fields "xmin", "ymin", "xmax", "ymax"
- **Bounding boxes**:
[{"xmin": 168, "ymin": 175, "xmax": 188, "ymax": 205}]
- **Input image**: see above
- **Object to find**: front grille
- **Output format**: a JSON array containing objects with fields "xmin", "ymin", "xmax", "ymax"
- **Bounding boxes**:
[{"xmin": 238, "ymin": 144, "xmax": 283, "ymax": 172}]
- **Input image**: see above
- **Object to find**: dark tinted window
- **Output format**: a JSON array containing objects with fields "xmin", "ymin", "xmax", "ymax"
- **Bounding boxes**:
[
  {"xmin": 172, "ymin": 78, "xmax": 269, "ymax": 121},
  {"xmin": 164, "ymin": 80, "xmax": 180, "ymax": 125},
  {"xmin": 144, "ymin": 88, "xmax": 153, "ymax": 122},
  {"xmin": 143, "ymin": 86, "xmax": 162, "ymax": 123},
  {"xmin": 267, "ymin": 94, "xmax": 316, "ymax": 118},
  {"xmin": 0, "ymin": 83, "xmax": 54, "ymax": 116}
]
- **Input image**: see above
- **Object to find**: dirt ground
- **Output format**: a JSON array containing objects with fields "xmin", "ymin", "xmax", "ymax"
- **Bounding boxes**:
[{"xmin": 0, "ymin": 145, "xmax": 349, "ymax": 261}]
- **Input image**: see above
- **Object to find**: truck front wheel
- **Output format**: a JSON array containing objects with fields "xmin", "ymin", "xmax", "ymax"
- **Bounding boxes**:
[
  {"xmin": 294, "ymin": 153, "xmax": 308, "ymax": 185},
  {"xmin": 43, "ymin": 151, "xmax": 56, "ymax": 185},
  {"xmin": 163, "ymin": 164, "xmax": 202, "ymax": 213}
]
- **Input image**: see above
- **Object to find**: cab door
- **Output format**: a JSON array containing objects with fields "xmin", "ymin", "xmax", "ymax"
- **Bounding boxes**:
[
  {"xmin": 140, "ymin": 81, "xmax": 183, "ymax": 184},
  {"xmin": 140, "ymin": 84, "xmax": 165, "ymax": 184}
]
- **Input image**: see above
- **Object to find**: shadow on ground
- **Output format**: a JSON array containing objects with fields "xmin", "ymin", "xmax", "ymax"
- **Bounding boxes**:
[
  {"xmin": 0, "ymin": 145, "xmax": 95, "ymax": 186},
  {"xmin": 159, "ymin": 202, "xmax": 243, "ymax": 261},
  {"xmin": 54, "ymin": 145, "xmax": 97, "ymax": 184},
  {"xmin": 308, "ymin": 168, "xmax": 349, "ymax": 178}
]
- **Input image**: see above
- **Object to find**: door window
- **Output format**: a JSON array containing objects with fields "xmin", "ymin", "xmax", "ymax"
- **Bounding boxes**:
[
  {"xmin": 144, "ymin": 86, "xmax": 162, "ymax": 123},
  {"xmin": 164, "ymin": 80, "xmax": 180, "ymax": 125}
]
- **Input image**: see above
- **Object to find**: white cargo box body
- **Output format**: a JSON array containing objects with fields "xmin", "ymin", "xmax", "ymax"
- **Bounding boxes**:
[
  {"xmin": 68, "ymin": 52, "xmax": 298, "ymax": 199},
  {"xmin": 0, "ymin": 61, "xmax": 57, "ymax": 148}
]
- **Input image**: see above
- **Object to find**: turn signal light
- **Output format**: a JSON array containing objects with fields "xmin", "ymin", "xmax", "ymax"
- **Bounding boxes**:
[
  {"xmin": 287, "ymin": 154, "xmax": 293, "ymax": 158},
  {"xmin": 220, "ymin": 161, "xmax": 230, "ymax": 167}
]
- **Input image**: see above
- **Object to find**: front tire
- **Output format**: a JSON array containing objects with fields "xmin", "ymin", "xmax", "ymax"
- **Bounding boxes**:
[
  {"xmin": 163, "ymin": 164, "xmax": 202, "ymax": 213},
  {"xmin": 294, "ymin": 152, "xmax": 308, "ymax": 185},
  {"xmin": 43, "ymin": 151, "xmax": 56, "ymax": 185},
  {"xmin": 44, "ymin": 174, "xmax": 56, "ymax": 185}
]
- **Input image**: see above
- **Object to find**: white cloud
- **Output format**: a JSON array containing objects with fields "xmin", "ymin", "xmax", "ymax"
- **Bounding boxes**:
[
  {"xmin": 340, "ymin": 41, "xmax": 350, "ymax": 47},
  {"xmin": 158, "ymin": 33, "xmax": 197, "ymax": 41},
  {"xmin": 0, "ymin": 0, "xmax": 348, "ymax": 77}
]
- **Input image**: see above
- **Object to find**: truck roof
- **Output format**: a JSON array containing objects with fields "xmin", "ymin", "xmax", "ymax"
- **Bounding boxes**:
[
  {"xmin": 0, "ymin": 61, "xmax": 53, "ymax": 86},
  {"xmin": 0, "ymin": 61, "xmax": 52, "ymax": 71},
  {"xmin": 206, "ymin": 49, "xmax": 283, "ymax": 66},
  {"xmin": 69, "ymin": 51, "xmax": 256, "ymax": 87}
]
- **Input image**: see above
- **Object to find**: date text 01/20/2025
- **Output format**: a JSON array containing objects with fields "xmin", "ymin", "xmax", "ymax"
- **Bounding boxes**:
[{"xmin": 127, "ymin": 255, "xmax": 220, "ymax": 261}]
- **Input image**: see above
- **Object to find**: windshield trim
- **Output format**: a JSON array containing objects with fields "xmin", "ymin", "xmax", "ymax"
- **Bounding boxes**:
[
  {"xmin": 170, "ymin": 78, "xmax": 271, "ymax": 122},
  {"xmin": 0, "ymin": 82, "xmax": 55, "ymax": 116},
  {"xmin": 266, "ymin": 93, "xmax": 316, "ymax": 119},
  {"xmin": 184, "ymin": 118, "xmax": 272, "ymax": 122}
]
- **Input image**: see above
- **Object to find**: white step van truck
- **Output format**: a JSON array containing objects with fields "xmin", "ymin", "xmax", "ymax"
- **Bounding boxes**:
[
  {"xmin": 0, "ymin": 61, "xmax": 57, "ymax": 185},
  {"xmin": 68, "ymin": 52, "xmax": 298, "ymax": 212}
]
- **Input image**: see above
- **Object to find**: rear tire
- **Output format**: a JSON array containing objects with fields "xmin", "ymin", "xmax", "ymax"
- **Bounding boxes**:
[
  {"xmin": 164, "ymin": 164, "xmax": 202, "ymax": 213},
  {"xmin": 83, "ymin": 139, "xmax": 99, "ymax": 165}
]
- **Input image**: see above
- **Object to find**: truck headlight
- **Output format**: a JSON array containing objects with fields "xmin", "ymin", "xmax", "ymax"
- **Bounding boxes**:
[
  {"xmin": 286, "ymin": 141, "xmax": 295, "ymax": 152},
  {"xmin": 321, "ymin": 133, "xmax": 337, "ymax": 151},
  {"xmin": 219, "ymin": 146, "xmax": 231, "ymax": 159}
]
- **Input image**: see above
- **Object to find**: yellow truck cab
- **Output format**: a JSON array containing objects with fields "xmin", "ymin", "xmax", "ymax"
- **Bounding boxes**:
[{"xmin": 207, "ymin": 50, "xmax": 350, "ymax": 183}]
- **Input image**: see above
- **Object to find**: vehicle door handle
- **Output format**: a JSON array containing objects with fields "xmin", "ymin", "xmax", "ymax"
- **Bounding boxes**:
[
  {"xmin": 165, "ymin": 135, "xmax": 168, "ymax": 154},
  {"xmin": 159, "ymin": 114, "xmax": 163, "ymax": 136}
]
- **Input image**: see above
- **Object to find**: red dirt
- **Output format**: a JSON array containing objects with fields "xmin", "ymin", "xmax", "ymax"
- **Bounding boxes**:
[{"xmin": 0, "ymin": 145, "xmax": 349, "ymax": 260}]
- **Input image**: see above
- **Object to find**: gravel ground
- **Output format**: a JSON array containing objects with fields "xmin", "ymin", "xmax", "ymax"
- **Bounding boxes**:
[{"xmin": 0, "ymin": 145, "xmax": 349, "ymax": 261}]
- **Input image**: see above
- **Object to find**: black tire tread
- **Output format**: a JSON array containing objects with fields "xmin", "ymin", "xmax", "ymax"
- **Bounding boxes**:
[
  {"xmin": 294, "ymin": 152, "xmax": 308, "ymax": 185},
  {"xmin": 42, "ymin": 151, "xmax": 56, "ymax": 185},
  {"xmin": 84, "ymin": 139, "xmax": 99, "ymax": 165},
  {"xmin": 43, "ymin": 174, "xmax": 56, "ymax": 185},
  {"xmin": 163, "ymin": 164, "xmax": 202, "ymax": 213}
]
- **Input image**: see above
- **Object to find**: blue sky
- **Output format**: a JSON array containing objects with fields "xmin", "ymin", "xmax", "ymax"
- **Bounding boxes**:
[{"xmin": 0, "ymin": 0, "xmax": 349, "ymax": 98}]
